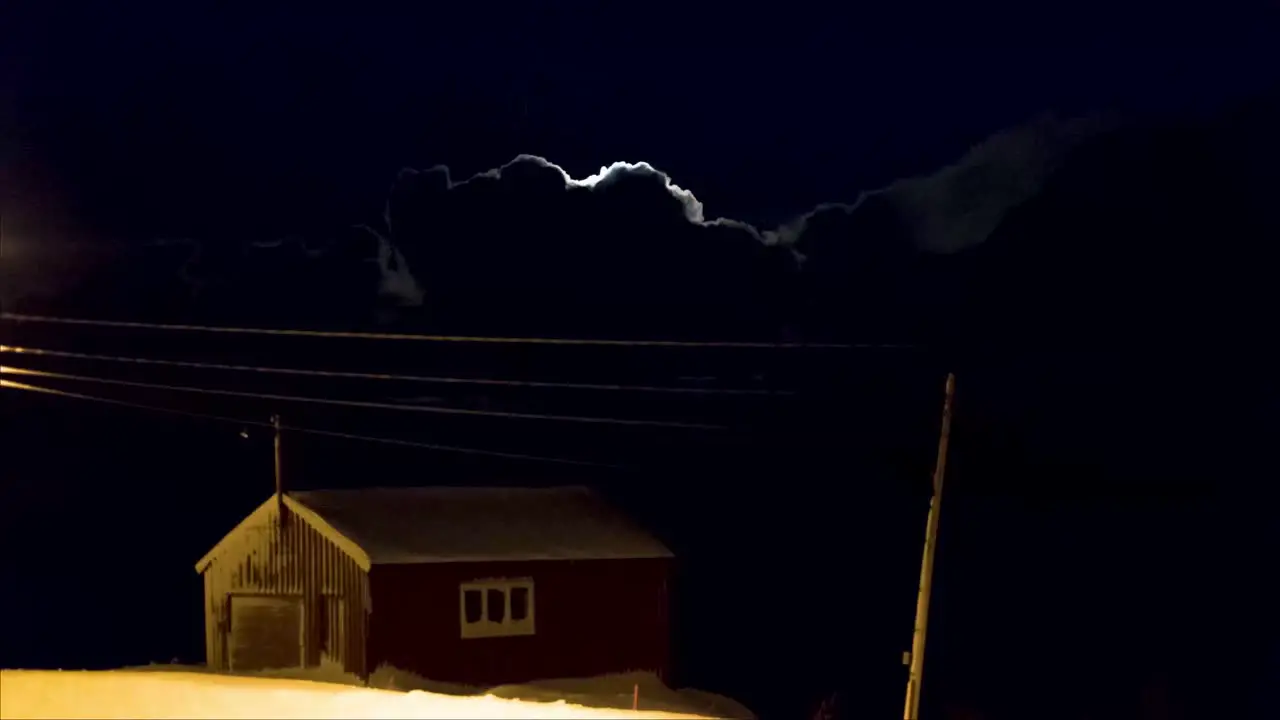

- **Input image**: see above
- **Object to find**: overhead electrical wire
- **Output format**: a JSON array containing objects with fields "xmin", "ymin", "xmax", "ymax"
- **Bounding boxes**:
[
  {"xmin": 0, "ymin": 345, "xmax": 791, "ymax": 396},
  {"xmin": 0, "ymin": 377, "xmax": 619, "ymax": 468},
  {"xmin": 0, "ymin": 365, "xmax": 726, "ymax": 430},
  {"xmin": 0, "ymin": 312, "xmax": 909, "ymax": 349}
]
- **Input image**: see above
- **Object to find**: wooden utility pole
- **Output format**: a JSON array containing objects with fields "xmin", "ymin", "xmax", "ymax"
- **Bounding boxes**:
[
  {"xmin": 903, "ymin": 372, "xmax": 956, "ymax": 720},
  {"xmin": 272, "ymin": 413, "xmax": 285, "ymax": 525}
]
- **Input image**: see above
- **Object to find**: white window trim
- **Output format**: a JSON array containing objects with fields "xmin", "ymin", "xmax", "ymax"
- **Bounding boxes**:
[{"xmin": 459, "ymin": 578, "xmax": 535, "ymax": 639}]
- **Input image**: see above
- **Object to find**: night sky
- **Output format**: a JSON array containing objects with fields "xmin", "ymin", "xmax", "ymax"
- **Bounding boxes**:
[{"xmin": 4, "ymin": 3, "xmax": 1280, "ymax": 719}]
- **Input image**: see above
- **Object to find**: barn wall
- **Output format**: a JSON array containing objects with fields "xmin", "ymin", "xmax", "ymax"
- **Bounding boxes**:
[
  {"xmin": 200, "ymin": 502, "xmax": 370, "ymax": 675},
  {"xmin": 368, "ymin": 557, "xmax": 670, "ymax": 686}
]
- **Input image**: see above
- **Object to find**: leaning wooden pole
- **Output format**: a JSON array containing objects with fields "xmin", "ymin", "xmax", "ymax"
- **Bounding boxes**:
[{"xmin": 903, "ymin": 372, "xmax": 956, "ymax": 720}]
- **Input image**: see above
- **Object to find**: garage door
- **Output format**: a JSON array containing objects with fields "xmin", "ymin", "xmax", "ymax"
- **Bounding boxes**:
[{"xmin": 229, "ymin": 595, "xmax": 304, "ymax": 672}]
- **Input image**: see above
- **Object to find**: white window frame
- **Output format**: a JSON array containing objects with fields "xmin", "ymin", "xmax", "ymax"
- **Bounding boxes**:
[{"xmin": 459, "ymin": 577, "xmax": 535, "ymax": 639}]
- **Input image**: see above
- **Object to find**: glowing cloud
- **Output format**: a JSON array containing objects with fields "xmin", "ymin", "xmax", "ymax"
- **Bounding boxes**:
[
  {"xmin": 416, "ymin": 113, "xmax": 1101, "ymax": 257},
  {"xmin": 419, "ymin": 155, "xmax": 710, "ymax": 225}
]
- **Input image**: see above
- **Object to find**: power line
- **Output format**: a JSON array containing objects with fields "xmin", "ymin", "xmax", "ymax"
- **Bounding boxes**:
[
  {"xmin": 0, "ymin": 365, "xmax": 726, "ymax": 430},
  {"xmin": 0, "ymin": 377, "xmax": 618, "ymax": 468},
  {"xmin": 0, "ymin": 312, "xmax": 904, "ymax": 349},
  {"xmin": 0, "ymin": 345, "xmax": 791, "ymax": 396}
]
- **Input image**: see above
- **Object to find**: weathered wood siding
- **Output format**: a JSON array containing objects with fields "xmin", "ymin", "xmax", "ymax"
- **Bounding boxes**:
[{"xmin": 201, "ymin": 502, "xmax": 370, "ymax": 676}]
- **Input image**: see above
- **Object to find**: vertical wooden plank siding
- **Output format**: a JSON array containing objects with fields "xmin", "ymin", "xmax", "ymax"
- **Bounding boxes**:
[{"xmin": 201, "ymin": 505, "xmax": 369, "ymax": 676}]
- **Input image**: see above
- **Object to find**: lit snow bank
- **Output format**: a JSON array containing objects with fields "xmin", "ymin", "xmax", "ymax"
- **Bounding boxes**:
[
  {"xmin": 0, "ymin": 669, "xmax": 717, "ymax": 720},
  {"xmin": 109, "ymin": 663, "xmax": 754, "ymax": 718}
]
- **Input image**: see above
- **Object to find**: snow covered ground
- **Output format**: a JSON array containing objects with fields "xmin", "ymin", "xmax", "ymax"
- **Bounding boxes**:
[{"xmin": 0, "ymin": 667, "xmax": 750, "ymax": 719}]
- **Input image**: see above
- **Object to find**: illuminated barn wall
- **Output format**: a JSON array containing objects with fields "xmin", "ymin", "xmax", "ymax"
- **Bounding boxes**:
[{"xmin": 196, "ymin": 501, "xmax": 370, "ymax": 676}]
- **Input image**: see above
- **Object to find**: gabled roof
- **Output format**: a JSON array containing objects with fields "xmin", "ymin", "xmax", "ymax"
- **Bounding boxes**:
[
  {"xmin": 196, "ymin": 486, "xmax": 672, "ymax": 573},
  {"xmin": 194, "ymin": 493, "xmax": 372, "ymax": 572}
]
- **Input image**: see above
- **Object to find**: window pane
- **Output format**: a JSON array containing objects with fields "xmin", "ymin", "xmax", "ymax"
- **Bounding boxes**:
[
  {"xmin": 463, "ymin": 590, "xmax": 483, "ymax": 624},
  {"xmin": 487, "ymin": 588, "xmax": 506, "ymax": 623},
  {"xmin": 510, "ymin": 586, "xmax": 529, "ymax": 621}
]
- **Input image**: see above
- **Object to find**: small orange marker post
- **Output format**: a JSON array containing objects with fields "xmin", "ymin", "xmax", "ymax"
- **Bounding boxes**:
[{"xmin": 633, "ymin": 683, "xmax": 639, "ymax": 710}]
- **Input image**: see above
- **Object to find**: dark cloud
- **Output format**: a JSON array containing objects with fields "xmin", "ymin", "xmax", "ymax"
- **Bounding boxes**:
[
  {"xmin": 378, "ymin": 154, "xmax": 798, "ymax": 339},
  {"xmin": 951, "ymin": 95, "xmax": 1280, "ymax": 349},
  {"xmin": 365, "ymin": 115, "xmax": 1106, "ymax": 340},
  {"xmin": 5, "ymin": 116, "xmax": 1096, "ymax": 339},
  {"xmin": 12, "ymin": 96, "xmax": 1276, "ymax": 348}
]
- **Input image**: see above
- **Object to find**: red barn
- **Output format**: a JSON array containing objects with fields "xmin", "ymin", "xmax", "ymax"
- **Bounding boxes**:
[{"xmin": 195, "ymin": 486, "xmax": 673, "ymax": 686}]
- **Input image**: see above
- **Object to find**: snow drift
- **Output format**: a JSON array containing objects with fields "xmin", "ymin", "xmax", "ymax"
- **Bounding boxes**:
[{"xmin": 0, "ymin": 668, "xmax": 728, "ymax": 720}]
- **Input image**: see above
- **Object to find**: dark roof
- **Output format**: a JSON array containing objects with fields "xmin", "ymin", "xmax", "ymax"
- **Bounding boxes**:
[{"xmin": 287, "ymin": 485, "xmax": 673, "ymax": 565}]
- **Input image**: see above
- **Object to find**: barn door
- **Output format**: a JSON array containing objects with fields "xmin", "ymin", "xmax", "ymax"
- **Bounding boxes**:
[
  {"xmin": 229, "ymin": 595, "xmax": 304, "ymax": 672},
  {"xmin": 320, "ymin": 596, "xmax": 346, "ymax": 670}
]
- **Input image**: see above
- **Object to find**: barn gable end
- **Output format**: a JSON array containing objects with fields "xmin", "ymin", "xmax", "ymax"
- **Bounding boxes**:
[
  {"xmin": 195, "ymin": 495, "xmax": 371, "ymax": 573},
  {"xmin": 196, "ymin": 496, "xmax": 371, "ymax": 675}
]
